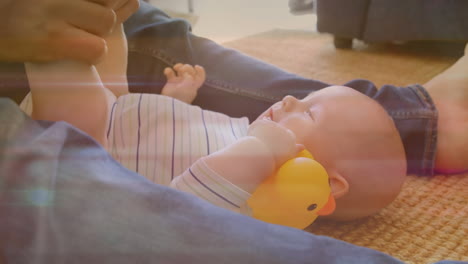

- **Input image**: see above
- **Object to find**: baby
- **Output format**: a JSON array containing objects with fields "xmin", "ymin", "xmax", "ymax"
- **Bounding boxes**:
[{"xmin": 22, "ymin": 23, "xmax": 408, "ymax": 223}]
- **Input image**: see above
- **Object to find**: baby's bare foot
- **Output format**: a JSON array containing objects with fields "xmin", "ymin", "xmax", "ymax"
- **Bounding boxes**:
[
  {"xmin": 425, "ymin": 42, "xmax": 468, "ymax": 173},
  {"xmin": 161, "ymin": 64, "xmax": 206, "ymax": 104}
]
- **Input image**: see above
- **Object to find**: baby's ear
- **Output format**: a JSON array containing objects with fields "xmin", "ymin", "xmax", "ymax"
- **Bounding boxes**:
[{"xmin": 328, "ymin": 169, "xmax": 349, "ymax": 199}]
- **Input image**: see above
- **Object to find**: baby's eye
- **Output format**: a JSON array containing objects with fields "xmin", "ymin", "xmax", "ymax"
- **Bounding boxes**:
[
  {"xmin": 307, "ymin": 204, "xmax": 317, "ymax": 211},
  {"xmin": 305, "ymin": 110, "xmax": 313, "ymax": 119}
]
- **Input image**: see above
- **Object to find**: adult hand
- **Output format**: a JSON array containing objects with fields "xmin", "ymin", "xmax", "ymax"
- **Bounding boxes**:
[
  {"xmin": 113, "ymin": 0, "xmax": 140, "ymax": 23},
  {"xmin": 248, "ymin": 118, "xmax": 304, "ymax": 168},
  {"xmin": 0, "ymin": 0, "xmax": 139, "ymax": 64}
]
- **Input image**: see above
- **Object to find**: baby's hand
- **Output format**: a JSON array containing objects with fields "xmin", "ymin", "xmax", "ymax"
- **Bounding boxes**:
[
  {"xmin": 248, "ymin": 118, "xmax": 303, "ymax": 168},
  {"xmin": 162, "ymin": 64, "xmax": 206, "ymax": 104}
]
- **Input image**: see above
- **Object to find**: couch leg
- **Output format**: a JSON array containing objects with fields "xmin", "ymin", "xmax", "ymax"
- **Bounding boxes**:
[{"xmin": 333, "ymin": 36, "xmax": 353, "ymax": 49}]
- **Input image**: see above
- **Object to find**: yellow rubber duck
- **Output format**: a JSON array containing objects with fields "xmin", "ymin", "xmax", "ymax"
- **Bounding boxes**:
[{"xmin": 247, "ymin": 150, "xmax": 335, "ymax": 229}]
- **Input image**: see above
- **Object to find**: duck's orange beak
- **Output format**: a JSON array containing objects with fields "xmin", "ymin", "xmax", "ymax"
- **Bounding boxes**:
[{"xmin": 317, "ymin": 193, "xmax": 336, "ymax": 216}]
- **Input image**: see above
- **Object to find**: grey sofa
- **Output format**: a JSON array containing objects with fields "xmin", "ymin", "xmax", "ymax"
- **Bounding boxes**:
[{"xmin": 316, "ymin": 0, "xmax": 468, "ymax": 48}]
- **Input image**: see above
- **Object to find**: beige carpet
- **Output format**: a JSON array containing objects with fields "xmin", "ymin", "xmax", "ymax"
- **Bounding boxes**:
[
  {"xmin": 224, "ymin": 29, "xmax": 463, "ymax": 87},
  {"xmin": 225, "ymin": 29, "xmax": 467, "ymax": 264}
]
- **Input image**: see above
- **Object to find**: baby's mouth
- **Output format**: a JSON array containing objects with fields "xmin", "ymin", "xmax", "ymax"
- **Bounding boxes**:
[
  {"xmin": 260, "ymin": 107, "xmax": 275, "ymax": 121},
  {"xmin": 264, "ymin": 108, "xmax": 273, "ymax": 121}
]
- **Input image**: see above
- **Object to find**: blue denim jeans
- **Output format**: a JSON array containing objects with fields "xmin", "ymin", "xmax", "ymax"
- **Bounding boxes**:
[
  {"xmin": 124, "ymin": 1, "xmax": 438, "ymax": 176},
  {"xmin": 1, "ymin": 98, "xmax": 461, "ymax": 264}
]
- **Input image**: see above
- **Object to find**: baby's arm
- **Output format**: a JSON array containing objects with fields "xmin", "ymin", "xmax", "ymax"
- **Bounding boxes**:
[
  {"xmin": 170, "ymin": 119, "xmax": 300, "ymax": 212},
  {"xmin": 203, "ymin": 119, "xmax": 301, "ymax": 193}
]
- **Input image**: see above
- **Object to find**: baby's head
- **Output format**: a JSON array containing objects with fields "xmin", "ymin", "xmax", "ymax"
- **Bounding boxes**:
[{"xmin": 257, "ymin": 86, "xmax": 406, "ymax": 221}]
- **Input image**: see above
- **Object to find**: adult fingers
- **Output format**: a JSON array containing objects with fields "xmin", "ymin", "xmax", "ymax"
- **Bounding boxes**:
[
  {"xmin": 86, "ymin": 0, "xmax": 116, "ymax": 6},
  {"xmin": 114, "ymin": 0, "xmax": 140, "ymax": 23},
  {"xmin": 89, "ymin": 0, "xmax": 127, "ymax": 9},
  {"xmin": 52, "ymin": 1, "xmax": 116, "ymax": 37},
  {"xmin": 47, "ymin": 26, "xmax": 108, "ymax": 64}
]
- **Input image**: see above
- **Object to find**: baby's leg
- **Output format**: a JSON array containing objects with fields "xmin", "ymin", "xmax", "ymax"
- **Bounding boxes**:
[
  {"xmin": 25, "ymin": 22, "xmax": 130, "ymax": 148},
  {"xmin": 25, "ymin": 61, "xmax": 116, "ymax": 148},
  {"xmin": 424, "ymin": 42, "xmax": 468, "ymax": 173},
  {"xmin": 162, "ymin": 63, "xmax": 206, "ymax": 104},
  {"xmin": 95, "ymin": 24, "xmax": 129, "ymax": 97}
]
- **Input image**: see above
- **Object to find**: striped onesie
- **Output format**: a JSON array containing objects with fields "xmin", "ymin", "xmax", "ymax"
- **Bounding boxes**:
[{"xmin": 20, "ymin": 93, "xmax": 252, "ymax": 214}]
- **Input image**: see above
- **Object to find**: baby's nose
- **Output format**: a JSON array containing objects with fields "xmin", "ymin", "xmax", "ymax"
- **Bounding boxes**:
[{"xmin": 282, "ymin": 95, "xmax": 299, "ymax": 111}]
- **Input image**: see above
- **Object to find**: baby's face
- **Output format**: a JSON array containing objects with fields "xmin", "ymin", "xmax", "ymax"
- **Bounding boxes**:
[
  {"xmin": 257, "ymin": 86, "xmax": 391, "ymax": 169},
  {"xmin": 257, "ymin": 86, "xmax": 406, "ymax": 220}
]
